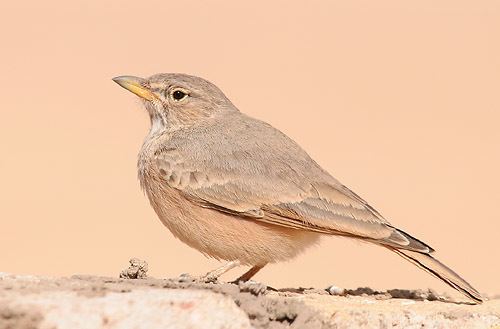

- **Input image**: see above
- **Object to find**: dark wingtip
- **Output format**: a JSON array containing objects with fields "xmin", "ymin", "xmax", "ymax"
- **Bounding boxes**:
[{"xmin": 388, "ymin": 226, "xmax": 435, "ymax": 253}]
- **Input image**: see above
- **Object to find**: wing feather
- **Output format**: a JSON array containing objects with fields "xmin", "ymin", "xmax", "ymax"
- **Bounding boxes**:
[{"xmin": 153, "ymin": 114, "xmax": 432, "ymax": 253}]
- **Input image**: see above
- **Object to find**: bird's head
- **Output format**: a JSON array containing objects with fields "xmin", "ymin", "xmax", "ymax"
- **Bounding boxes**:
[{"xmin": 113, "ymin": 73, "xmax": 236, "ymax": 133}]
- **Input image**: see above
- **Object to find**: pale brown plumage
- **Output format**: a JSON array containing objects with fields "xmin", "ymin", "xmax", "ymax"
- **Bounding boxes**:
[{"xmin": 113, "ymin": 73, "xmax": 483, "ymax": 303}]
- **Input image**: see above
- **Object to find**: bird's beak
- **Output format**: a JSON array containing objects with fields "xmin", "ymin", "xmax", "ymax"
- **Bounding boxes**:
[{"xmin": 112, "ymin": 76, "xmax": 157, "ymax": 101}]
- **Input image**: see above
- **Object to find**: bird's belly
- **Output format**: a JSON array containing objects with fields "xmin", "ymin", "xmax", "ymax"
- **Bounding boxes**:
[{"xmin": 144, "ymin": 182, "xmax": 319, "ymax": 266}]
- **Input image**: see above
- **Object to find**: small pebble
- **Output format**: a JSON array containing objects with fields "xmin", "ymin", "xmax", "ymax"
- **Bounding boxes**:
[
  {"xmin": 119, "ymin": 258, "xmax": 148, "ymax": 279},
  {"xmin": 177, "ymin": 273, "xmax": 195, "ymax": 283},
  {"xmin": 238, "ymin": 280, "xmax": 267, "ymax": 296},
  {"xmin": 327, "ymin": 285, "xmax": 345, "ymax": 296}
]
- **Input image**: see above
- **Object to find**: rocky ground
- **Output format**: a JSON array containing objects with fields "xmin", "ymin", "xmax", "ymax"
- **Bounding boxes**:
[{"xmin": 1, "ymin": 259, "xmax": 499, "ymax": 329}]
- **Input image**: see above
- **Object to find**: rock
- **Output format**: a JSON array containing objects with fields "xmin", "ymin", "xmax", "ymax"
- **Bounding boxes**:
[
  {"xmin": 326, "ymin": 285, "xmax": 345, "ymax": 296},
  {"xmin": 0, "ymin": 276, "xmax": 251, "ymax": 329},
  {"xmin": 119, "ymin": 258, "xmax": 148, "ymax": 279},
  {"xmin": 238, "ymin": 280, "xmax": 267, "ymax": 296},
  {"xmin": 0, "ymin": 273, "xmax": 499, "ymax": 329},
  {"xmin": 176, "ymin": 273, "xmax": 195, "ymax": 283}
]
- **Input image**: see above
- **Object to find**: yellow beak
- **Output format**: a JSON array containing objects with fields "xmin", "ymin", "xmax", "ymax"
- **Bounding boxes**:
[{"xmin": 112, "ymin": 76, "xmax": 156, "ymax": 101}]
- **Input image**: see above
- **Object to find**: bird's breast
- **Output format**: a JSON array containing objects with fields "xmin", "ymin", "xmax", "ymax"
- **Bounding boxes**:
[{"xmin": 136, "ymin": 138, "xmax": 319, "ymax": 265}]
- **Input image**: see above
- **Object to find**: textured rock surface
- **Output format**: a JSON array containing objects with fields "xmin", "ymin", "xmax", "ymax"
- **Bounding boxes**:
[{"xmin": 0, "ymin": 272, "xmax": 499, "ymax": 329}]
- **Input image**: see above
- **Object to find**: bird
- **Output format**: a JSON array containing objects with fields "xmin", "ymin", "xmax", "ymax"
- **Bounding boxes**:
[{"xmin": 113, "ymin": 73, "xmax": 482, "ymax": 303}]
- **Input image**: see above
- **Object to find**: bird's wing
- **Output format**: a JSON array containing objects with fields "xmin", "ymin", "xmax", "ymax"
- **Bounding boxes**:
[{"xmin": 154, "ymin": 115, "xmax": 432, "ymax": 253}]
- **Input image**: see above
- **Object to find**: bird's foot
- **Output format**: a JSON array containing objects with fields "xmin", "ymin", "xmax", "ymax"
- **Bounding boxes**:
[{"xmin": 196, "ymin": 260, "xmax": 241, "ymax": 284}]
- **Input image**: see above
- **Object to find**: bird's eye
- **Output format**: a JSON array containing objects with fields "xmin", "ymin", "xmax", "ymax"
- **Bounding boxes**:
[{"xmin": 171, "ymin": 89, "xmax": 188, "ymax": 101}]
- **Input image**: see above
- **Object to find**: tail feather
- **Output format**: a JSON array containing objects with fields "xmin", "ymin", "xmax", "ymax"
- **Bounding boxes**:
[{"xmin": 388, "ymin": 247, "xmax": 483, "ymax": 304}]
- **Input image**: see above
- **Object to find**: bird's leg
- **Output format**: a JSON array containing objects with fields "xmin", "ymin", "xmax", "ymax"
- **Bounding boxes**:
[
  {"xmin": 233, "ymin": 264, "xmax": 266, "ymax": 283},
  {"xmin": 198, "ymin": 260, "xmax": 241, "ymax": 283}
]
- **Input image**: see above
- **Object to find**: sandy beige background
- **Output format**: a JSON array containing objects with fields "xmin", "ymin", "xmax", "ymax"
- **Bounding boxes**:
[{"xmin": 1, "ymin": 0, "xmax": 499, "ymax": 297}]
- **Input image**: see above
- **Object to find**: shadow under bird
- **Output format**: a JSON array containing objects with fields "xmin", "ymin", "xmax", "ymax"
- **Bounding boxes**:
[{"xmin": 113, "ymin": 73, "xmax": 482, "ymax": 303}]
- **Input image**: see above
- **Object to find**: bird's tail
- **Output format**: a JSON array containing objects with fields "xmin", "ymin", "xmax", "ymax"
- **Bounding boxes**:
[{"xmin": 387, "ymin": 247, "xmax": 483, "ymax": 303}]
